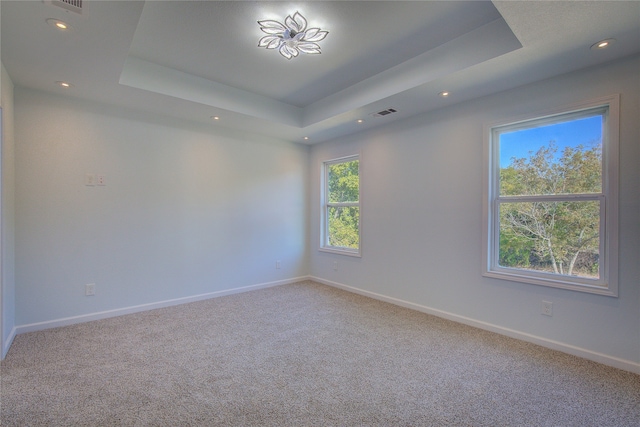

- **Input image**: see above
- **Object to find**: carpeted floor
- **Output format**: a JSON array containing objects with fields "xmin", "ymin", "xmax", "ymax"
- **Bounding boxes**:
[{"xmin": 1, "ymin": 281, "xmax": 639, "ymax": 426}]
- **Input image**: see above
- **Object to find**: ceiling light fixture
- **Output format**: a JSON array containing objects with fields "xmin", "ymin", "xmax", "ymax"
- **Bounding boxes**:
[
  {"xmin": 46, "ymin": 18, "xmax": 72, "ymax": 31},
  {"xmin": 258, "ymin": 12, "xmax": 328, "ymax": 60},
  {"xmin": 591, "ymin": 38, "xmax": 616, "ymax": 50},
  {"xmin": 211, "ymin": 116, "xmax": 220, "ymax": 121},
  {"xmin": 357, "ymin": 119, "xmax": 364, "ymax": 124},
  {"xmin": 439, "ymin": 91, "xmax": 450, "ymax": 98},
  {"xmin": 56, "ymin": 81, "xmax": 73, "ymax": 88}
]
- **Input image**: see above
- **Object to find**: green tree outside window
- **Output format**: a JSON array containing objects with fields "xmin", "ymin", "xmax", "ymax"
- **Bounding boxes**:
[{"xmin": 325, "ymin": 159, "xmax": 359, "ymax": 251}]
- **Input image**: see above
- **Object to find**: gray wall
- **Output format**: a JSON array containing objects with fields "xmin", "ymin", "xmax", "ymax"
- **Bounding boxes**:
[
  {"xmin": 1, "ymin": 63, "xmax": 16, "ymax": 358},
  {"xmin": 309, "ymin": 55, "xmax": 640, "ymax": 369},
  {"xmin": 8, "ymin": 55, "xmax": 639, "ymax": 372},
  {"xmin": 14, "ymin": 88, "xmax": 309, "ymax": 326}
]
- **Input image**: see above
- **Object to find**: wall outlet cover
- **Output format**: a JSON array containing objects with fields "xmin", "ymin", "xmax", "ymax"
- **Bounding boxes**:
[
  {"xmin": 85, "ymin": 283, "xmax": 96, "ymax": 296},
  {"xmin": 541, "ymin": 300, "xmax": 553, "ymax": 316}
]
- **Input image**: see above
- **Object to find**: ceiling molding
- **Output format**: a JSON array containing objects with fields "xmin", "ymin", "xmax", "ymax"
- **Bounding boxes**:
[
  {"xmin": 302, "ymin": 17, "xmax": 522, "ymax": 127},
  {"xmin": 119, "ymin": 56, "xmax": 303, "ymax": 127},
  {"xmin": 120, "ymin": 17, "xmax": 521, "ymax": 131}
]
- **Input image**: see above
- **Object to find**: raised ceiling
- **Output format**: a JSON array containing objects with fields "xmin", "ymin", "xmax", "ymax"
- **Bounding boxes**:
[
  {"xmin": 2, "ymin": 1, "xmax": 639, "ymax": 144},
  {"xmin": 127, "ymin": 1, "xmax": 505, "ymax": 107}
]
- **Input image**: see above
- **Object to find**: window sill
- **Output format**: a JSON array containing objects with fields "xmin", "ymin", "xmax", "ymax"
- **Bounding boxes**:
[
  {"xmin": 319, "ymin": 247, "xmax": 361, "ymax": 258},
  {"xmin": 483, "ymin": 269, "xmax": 617, "ymax": 297}
]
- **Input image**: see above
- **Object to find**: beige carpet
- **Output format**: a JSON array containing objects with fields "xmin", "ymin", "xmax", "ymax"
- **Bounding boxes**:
[{"xmin": 1, "ymin": 281, "xmax": 639, "ymax": 426}]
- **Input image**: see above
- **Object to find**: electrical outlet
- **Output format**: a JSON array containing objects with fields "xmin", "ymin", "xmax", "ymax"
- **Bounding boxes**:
[
  {"xmin": 276, "ymin": 260, "xmax": 281, "ymax": 269},
  {"xmin": 96, "ymin": 175, "xmax": 106, "ymax": 186},
  {"xmin": 541, "ymin": 300, "xmax": 553, "ymax": 316},
  {"xmin": 85, "ymin": 283, "xmax": 96, "ymax": 296},
  {"xmin": 85, "ymin": 173, "xmax": 96, "ymax": 186}
]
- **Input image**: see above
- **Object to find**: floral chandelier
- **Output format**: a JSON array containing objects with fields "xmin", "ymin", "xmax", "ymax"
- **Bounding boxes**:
[{"xmin": 258, "ymin": 12, "xmax": 328, "ymax": 60}]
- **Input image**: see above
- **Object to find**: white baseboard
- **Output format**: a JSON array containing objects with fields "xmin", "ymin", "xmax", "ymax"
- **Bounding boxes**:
[
  {"xmin": 13, "ymin": 276, "xmax": 311, "ymax": 337},
  {"xmin": 310, "ymin": 276, "xmax": 640, "ymax": 375},
  {"xmin": 2, "ymin": 326, "xmax": 17, "ymax": 360},
  {"xmin": 9, "ymin": 275, "xmax": 639, "ymax": 375}
]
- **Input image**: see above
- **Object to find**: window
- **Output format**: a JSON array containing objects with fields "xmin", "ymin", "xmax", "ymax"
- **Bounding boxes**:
[
  {"xmin": 321, "ymin": 155, "xmax": 360, "ymax": 256},
  {"xmin": 483, "ymin": 96, "xmax": 618, "ymax": 296}
]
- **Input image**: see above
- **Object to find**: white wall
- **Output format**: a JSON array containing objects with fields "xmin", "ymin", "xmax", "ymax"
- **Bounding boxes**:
[
  {"xmin": 14, "ymin": 88, "xmax": 309, "ymax": 326},
  {"xmin": 9, "ymin": 55, "xmax": 640, "ymax": 372},
  {"xmin": 309, "ymin": 55, "xmax": 640, "ymax": 371},
  {"xmin": 1, "ymin": 62, "xmax": 16, "ymax": 358}
]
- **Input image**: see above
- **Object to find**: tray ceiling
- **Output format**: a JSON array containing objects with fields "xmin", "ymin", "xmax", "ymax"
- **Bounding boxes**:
[{"xmin": 2, "ymin": 1, "xmax": 639, "ymax": 143}]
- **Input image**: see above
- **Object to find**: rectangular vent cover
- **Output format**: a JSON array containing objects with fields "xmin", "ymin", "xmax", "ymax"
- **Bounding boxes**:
[
  {"xmin": 371, "ymin": 108, "xmax": 398, "ymax": 118},
  {"xmin": 49, "ymin": 0, "xmax": 83, "ymax": 14}
]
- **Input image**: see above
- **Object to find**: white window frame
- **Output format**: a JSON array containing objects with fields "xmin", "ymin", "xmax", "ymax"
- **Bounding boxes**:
[
  {"xmin": 482, "ymin": 95, "xmax": 619, "ymax": 296},
  {"xmin": 320, "ymin": 155, "xmax": 361, "ymax": 257}
]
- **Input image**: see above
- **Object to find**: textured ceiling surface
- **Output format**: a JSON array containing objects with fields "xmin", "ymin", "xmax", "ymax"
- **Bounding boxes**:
[{"xmin": 2, "ymin": 1, "xmax": 639, "ymax": 144}]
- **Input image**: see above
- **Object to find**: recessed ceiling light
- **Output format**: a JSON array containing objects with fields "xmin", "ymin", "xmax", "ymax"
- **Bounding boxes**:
[
  {"xmin": 357, "ymin": 119, "xmax": 364, "ymax": 123},
  {"xmin": 439, "ymin": 91, "xmax": 450, "ymax": 98},
  {"xmin": 591, "ymin": 39, "xmax": 616, "ymax": 50},
  {"xmin": 46, "ymin": 18, "xmax": 72, "ymax": 31},
  {"xmin": 56, "ymin": 81, "xmax": 73, "ymax": 88},
  {"xmin": 211, "ymin": 116, "xmax": 220, "ymax": 120},
  {"xmin": 303, "ymin": 136, "xmax": 309, "ymax": 140}
]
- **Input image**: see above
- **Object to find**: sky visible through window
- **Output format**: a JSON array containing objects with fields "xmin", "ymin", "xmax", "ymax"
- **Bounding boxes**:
[{"xmin": 499, "ymin": 115, "xmax": 602, "ymax": 168}]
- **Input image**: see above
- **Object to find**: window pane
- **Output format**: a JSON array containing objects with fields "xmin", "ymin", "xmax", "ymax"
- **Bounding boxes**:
[
  {"xmin": 499, "ymin": 115, "xmax": 602, "ymax": 196},
  {"xmin": 499, "ymin": 201, "xmax": 600, "ymax": 279},
  {"xmin": 328, "ymin": 160, "xmax": 359, "ymax": 203},
  {"xmin": 328, "ymin": 206, "xmax": 359, "ymax": 249}
]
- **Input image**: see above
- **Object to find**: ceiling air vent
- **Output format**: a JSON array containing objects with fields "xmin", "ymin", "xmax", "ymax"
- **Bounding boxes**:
[
  {"xmin": 46, "ymin": 0, "xmax": 83, "ymax": 14},
  {"xmin": 370, "ymin": 108, "xmax": 398, "ymax": 118}
]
